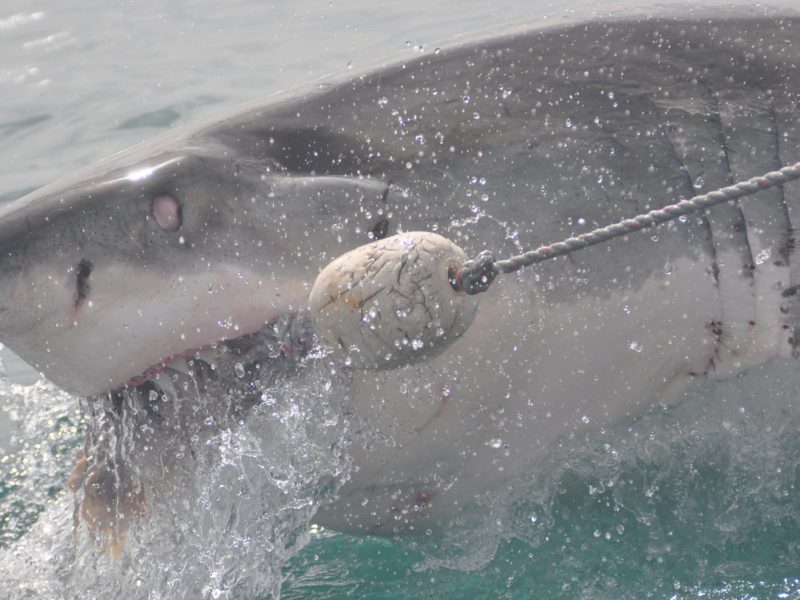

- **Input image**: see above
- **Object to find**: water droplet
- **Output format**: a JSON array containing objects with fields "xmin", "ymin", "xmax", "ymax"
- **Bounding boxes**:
[
  {"xmin": 628, "ymin": 341, "xmax": 643, "ymax": 353},
  {"xmin": 410, "ymin": 339, "xmax": 424, "ymax": 350},
  {"xmin": 755, "ymin": 248, "xmax": 772, "ymax": 265},
  {"xmin": 487, "ymin": 438, "xmax": 503, "ymax": 449},
  {"xmin": 234, "ymin": 362, "xmax": 245, "ymax": 378},
  {"xmin": 565, "ymin": 118, "xmax": 573, "ymax": 128},
  {"xmin": 581, "ymin": 415, "xmax": 590, "ymax": 424}
]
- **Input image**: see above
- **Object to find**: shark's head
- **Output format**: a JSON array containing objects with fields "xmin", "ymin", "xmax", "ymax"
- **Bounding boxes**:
[{"xmin": 0, "ymin": 137, "xmax": 396, "ymax": 396}]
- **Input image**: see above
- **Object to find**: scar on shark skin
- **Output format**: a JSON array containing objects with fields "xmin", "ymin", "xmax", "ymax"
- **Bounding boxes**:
[
  {"xmin": 415, "ymin": 386, "xmax": 453, "ymax": 434},
  {"xmin": 389, "ymin": 489, "xmax": 436, "ymax": 517}
]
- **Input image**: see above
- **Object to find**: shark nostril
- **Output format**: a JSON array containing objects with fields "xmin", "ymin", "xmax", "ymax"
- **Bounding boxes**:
[
  {"xmin": 75, "ymin": 259, "xmax": 93, "ymax": 307},
  {"xmin": 152, "ymin": 194, "xmax": 182, "ymax": 231}
]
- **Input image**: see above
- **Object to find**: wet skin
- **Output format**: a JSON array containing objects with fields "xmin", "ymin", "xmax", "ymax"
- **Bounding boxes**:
[{"xmin": 1, "ymin": 5, "xmax": 800, "ymax": 535}]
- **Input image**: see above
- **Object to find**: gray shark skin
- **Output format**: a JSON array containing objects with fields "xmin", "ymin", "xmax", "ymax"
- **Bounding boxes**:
[{"xmin": 2, "ymin": 4, "xmax": 800, "ymax": 534}]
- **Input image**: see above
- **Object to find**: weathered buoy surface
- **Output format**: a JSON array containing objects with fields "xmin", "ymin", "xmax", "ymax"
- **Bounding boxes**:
[{"xmin": 309, "ymin": 231, "xmax": 479, "ymax": 370}]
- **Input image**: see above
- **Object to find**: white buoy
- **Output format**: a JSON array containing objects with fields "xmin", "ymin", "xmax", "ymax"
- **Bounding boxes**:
[{"xmin": 309, "ymin": 232, "xmax": 479, "ymax": 370}]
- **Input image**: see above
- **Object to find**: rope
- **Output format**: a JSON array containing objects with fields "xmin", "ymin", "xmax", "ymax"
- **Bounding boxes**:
[{"xmin": 455, "ymin": 162, "xmax": 800, "ymax": 295}]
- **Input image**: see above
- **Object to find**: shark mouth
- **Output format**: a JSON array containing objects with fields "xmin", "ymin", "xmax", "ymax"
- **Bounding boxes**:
[{"xmin": 119, "ymin": 313, "xmax": 318, "ymax": 394}]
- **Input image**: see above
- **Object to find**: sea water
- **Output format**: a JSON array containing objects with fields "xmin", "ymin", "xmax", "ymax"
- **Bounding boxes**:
[{"xmin": 1, "ymin": 1, "xmax": 800, "ymax": 598}]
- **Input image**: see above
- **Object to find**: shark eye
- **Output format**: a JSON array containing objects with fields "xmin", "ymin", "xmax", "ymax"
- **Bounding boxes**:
[{"xmin": 152, "ymin": 194, "xmax": 182, "ymax": 231}]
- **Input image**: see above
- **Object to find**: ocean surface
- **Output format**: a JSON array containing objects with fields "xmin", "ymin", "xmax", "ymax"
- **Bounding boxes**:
[{"xmin": 1, "ymin": 0, "xmax": 800, "ymax": 598}]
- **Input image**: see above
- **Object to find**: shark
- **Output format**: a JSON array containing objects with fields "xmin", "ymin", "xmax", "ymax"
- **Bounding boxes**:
[{"xmin": 1, "ymin": 3, "xmax": 800, "ymax": 541}]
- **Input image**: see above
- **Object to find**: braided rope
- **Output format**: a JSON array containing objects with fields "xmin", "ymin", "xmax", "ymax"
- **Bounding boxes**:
[{"xmin": 455, "ymin": 162, "xmax": 800, "ymax": 295}]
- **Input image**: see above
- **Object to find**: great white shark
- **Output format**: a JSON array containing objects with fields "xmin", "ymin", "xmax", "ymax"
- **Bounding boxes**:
[{"xmin": 1, "ymin": 4, "xmax": 800, "ymax": 539}]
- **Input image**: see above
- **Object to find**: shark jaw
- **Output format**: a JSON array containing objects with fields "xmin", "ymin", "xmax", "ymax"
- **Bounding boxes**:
[{"xmin": 1, "ymin": 258, "xmax": 309, "ymax": 397}]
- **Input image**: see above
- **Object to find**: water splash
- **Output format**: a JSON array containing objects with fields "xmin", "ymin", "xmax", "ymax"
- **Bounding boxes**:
[{"xmin": 0, "ymin": 351, "xmax": 354, "ymax": 599}]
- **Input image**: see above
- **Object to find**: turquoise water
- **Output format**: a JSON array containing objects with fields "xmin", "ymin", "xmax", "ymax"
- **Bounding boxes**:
[{"xmin": 2, "ymin": 1, "xmax": 800, "ymax": 598}]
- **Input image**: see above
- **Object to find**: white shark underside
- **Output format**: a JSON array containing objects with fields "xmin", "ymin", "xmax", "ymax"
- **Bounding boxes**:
[{"xmin": 1, "ymin": 4, "xmax": 800, "ymax": 534}]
